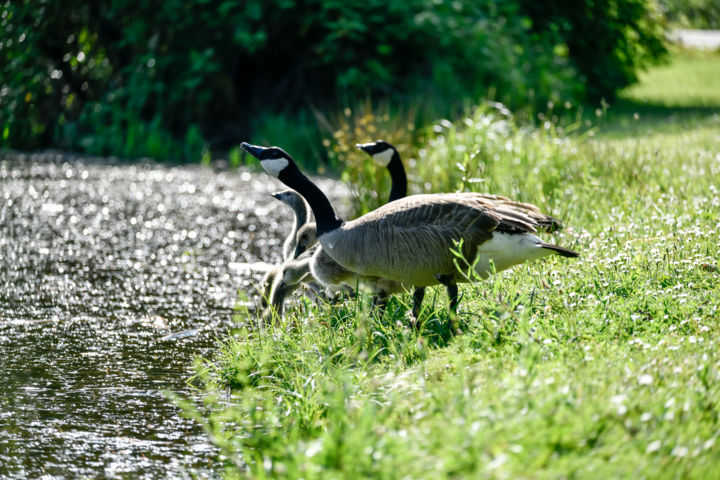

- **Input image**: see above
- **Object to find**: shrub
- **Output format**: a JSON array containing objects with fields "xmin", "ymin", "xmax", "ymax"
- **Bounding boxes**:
[
  {"xmin": 0, "ymin": 0, "xmax": 666, "ymax": 162},
  {"xmin": 519, "ymin": 0, "xmax": 668, "ymax": 101}
]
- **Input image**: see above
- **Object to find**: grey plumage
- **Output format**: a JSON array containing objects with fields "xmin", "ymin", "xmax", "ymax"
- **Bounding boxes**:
[
  {"xmin": 308, "ymin": 243, "xmax": 403, "ymax": 299},
  {"xmin": 271, "ymin": 189, "xmax": 310, "ymax": 262},
  {"xmin": 292, "ymin": 170, "xmax": 572, "ymax": 310},
  {"xmin": 318, "ymin": 192, "xmax": 578, "ymax": 288},
  {"xmin": 259, "ymin": 249, "xmax": 313, "ymax": 325},
  {"xmin": 294, "ymin": 192, "xmax": 576, "ymax": 300}
]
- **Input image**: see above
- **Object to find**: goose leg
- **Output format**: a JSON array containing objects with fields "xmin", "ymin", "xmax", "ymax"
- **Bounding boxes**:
[
  {"xmin": 435, "ymin": 274, "xmax": 460, "ymax": 333},
  {"xmin": 371, "ymin": 295, "xmax": 388, "ymax": 318},
  {"xmin": 446, "ymin": 284, "xmax": 459, "ymax": 312},
  {"xmin": 411, "ymin": 287, "xmax": 426, "ymax": 326}
]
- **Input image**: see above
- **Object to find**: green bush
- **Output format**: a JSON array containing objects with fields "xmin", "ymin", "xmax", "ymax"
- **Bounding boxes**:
[
  {"xmin": 519, "ymin": 0, "xmax": 668, "ymax": 101},
  {"xmin": 0, "ymin": 0, "xmax": 666, "ymax": 162}
]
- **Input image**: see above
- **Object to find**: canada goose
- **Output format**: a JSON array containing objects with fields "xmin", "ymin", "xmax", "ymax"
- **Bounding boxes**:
[
  {"xmin": 289, "ymin": 141, "xmax": 410, "ymax": 304},
  {"xmin": 354, "ymin": 142, "xmax": 567, "ymax": 319},
  {"xmin": 241, "ymin": 142, "xmax": 578, "ymax": 321},
  {"xmin": 260, "ymin": 250, "xmax": 313, "ymax": 325},
  {"xmin": 271, "ymin": 189, "xmax": 311, "ymax": 262},
  {"xmin": 262, "ymin": 140, "xmax": 409, "ymax": 319}
]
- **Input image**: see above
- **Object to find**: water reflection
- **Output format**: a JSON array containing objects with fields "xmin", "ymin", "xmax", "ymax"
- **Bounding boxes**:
[{"xmin": 0, "ymin": 153, "xmax": 346, "ymax": 479}]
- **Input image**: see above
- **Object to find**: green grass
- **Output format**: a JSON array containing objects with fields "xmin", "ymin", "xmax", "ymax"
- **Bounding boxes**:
[
  {"xmin": 624, "ymin": 49, "xmax": 720, "ymax": 108},
  {"xmin": 596, "ymin": 48, "xmax": 720, "ymax": 138},
  {"xmin": 184, "ymin": 50, "xmax": 720, "ymax": 479}
]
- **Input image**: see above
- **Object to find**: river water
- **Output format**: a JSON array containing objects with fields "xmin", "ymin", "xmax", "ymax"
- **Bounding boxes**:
[{"xmin": 0, "ymin": 152, "xmax": 345, "ymax": 479}]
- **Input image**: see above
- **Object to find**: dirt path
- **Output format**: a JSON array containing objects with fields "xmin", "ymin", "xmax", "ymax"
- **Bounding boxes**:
[{"xmin": 670, "ymin": 29, "xmax": 720, "ymax": 50}]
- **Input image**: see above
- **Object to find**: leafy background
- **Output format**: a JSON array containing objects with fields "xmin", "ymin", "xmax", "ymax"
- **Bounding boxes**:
[{"xmin": 1, "ymin": 0, "xmax": 671, "ymax": 163}]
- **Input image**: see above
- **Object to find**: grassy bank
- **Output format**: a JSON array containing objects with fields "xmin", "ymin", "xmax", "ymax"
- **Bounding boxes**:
[{"xmin": 187, "ymin": 50, "xmax": 720, "ymax": 478}]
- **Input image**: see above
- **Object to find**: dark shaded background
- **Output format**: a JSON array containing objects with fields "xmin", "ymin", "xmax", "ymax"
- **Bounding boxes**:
[{"xmin": 1, "ymin": 0, "xmax": 702, "ymax": 163}]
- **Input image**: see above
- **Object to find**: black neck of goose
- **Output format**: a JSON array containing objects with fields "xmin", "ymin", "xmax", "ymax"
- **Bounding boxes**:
[
  {"xmin": 279, "ymin": 168, "xmax": 342, "ymax": 236},
  {"xmin": 387, "ymin": 150, "xmax": 407, "ymax": 202}
]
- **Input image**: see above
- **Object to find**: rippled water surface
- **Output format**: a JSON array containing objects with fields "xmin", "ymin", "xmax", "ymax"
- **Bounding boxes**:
[{"xmin": 0, "ymin": 153, "xmax": 345, "ymax": 479}]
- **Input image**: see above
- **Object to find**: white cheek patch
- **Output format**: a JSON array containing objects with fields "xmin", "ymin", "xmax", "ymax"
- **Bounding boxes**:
[
  {"xmin": 261, "ymin": 158, "xmax": 289, "ymax": 177},
  {"xmin": 372, "ymin": 149, "xmax": 394, "ymax": 167}
]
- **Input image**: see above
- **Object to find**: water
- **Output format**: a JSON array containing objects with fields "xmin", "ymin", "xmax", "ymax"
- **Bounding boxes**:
[{"xmin": 0, "ymin": 153, "xmax": 346, "ymax": 479}]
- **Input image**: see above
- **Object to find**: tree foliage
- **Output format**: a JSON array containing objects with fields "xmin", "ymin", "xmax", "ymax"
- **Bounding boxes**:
[
  {"xmin": 0, "ymin": 0, "xmax": 667, "ymax": 160},
  {"xmin": 519, "ymin": 0, "xmax": 668, "ymax": 101}
]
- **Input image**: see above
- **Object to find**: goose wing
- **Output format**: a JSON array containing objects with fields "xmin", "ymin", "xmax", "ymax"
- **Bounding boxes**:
[
  {"xmin": 469, "ymin": 193, "xmax": 563, "ymax": 232},
  {"xmin": 320, "ymin": 193, "xmax": 540, "ymax": 286}
]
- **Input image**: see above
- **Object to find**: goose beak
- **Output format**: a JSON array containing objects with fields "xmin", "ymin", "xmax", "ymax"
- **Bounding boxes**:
[
  {"xmin": 355, "ymin": 142, "xmax": 375, "ymax": 154},
  {"xmin": 270, "ymin": 192, "xmax": 282, "ymax": 200},
  {"xmin": 240, "ymin": 142, "xmax": 265, "ymax": 159},
  {"xmin": 293, "ymin": 244, "xmax": 305, "ymax": 259}
]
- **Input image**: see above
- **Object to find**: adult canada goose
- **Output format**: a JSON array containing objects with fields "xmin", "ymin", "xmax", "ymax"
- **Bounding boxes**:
[
  {"xmin": 354, "ymin": 142, "xmax": 566, "ymax": 319},
  {"xmin": 242, "ymin": 142, "xmax": 578, "ymax": 320},
  {"xmin": 261, "ymin": 140, "xmax": 409, "ymax": 320}
]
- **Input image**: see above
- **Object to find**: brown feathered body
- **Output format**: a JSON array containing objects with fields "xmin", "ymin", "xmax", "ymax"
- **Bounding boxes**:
[{"xmin": 319, "ymin": 193, "xmax": 577, "ymax": 287}]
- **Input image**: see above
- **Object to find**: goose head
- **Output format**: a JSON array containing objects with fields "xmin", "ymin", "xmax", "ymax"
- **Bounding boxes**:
[
  {"xmin": 270, "ymin": 189, "xmax": 296, "ymax": 204},
  {"xmin": 357, "ymin": 140, "xmax": 406, "ymax": 202},
  {"xmin": 241, "ymin": 143, "xmax": 298, "ymax": 179},
  {"xmin": 270, "ymin": 189, "xmax": 305, "ymax": 211},
  {"xmin": 356, "ymin": 140, "xmax": 397, "ymax": 167},
  {"xmin": 293, "ymin": 222, "xmax": 318, "ymax": 259},
  {"xmin": 242, "ymin": 141, "xmax": 344, "ymax": 237}
]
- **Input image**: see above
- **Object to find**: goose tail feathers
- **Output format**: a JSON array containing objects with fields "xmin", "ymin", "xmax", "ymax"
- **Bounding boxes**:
[{"xmin": 540, "ymin": 243, "xmax": 580, "ymax": 258}]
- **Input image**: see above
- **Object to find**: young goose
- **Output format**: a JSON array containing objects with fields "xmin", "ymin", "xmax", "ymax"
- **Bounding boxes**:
[
  {"xmin": 259, "ymin": 249, "xmax": 314, "ymax": 325},
  {"xmin": 256, "ymin": 189, "xmax": 309, "ymax": 312},
  {"xmin": 258, "ymin": 266, "xmax": 281, "ymax": 311},
  {"xmin": 271, "ymin": 189, "xmax": 311, "ymax": 262},
  {"xmin": 263, "ymin": 140, "xmax": 410, "ymax": 319},
  {"xmin": 241, "ymin": 142, "xmax": 579, "ymax": 319},
  {"xmin": 290, "ymin": 141, "xmax": 410, "ymax": 302}
]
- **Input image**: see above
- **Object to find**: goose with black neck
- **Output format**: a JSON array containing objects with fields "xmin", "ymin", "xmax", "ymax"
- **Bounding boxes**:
[
  {"xmin": 258, "ymin": 140, "xmax": 411, "ymax": 320},
  {"xmin": 355, "ymin": 141, "xmax": 569, "ymax": 320},
  {"xmin": 241, "ymin": 142, "xmax": 579, "ymax": 322}
]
